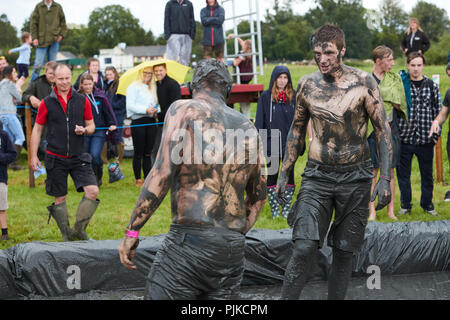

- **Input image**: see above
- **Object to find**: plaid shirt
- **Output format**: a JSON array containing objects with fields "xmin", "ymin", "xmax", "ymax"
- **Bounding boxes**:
[{"xmin": 398, "ymin": 76, "xmax": 441, "ymax": 145}]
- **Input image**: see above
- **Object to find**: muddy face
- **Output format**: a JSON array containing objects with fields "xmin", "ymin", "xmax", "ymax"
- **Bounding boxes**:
[{"xmin": 313, "ymin": 42, "xmax": 345, "ymax": 78}]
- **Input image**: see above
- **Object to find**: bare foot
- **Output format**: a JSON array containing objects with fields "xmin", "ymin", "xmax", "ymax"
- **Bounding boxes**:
[
  {"xmin": 388, "ymin": 214, "xmax": 398, "ymax": 220},
  {"xmin": 368, "ymin": 212, "xmax": 376, "ymax": 221}
]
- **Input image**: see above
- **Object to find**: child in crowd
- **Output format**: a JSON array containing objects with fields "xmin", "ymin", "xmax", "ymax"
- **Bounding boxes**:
[
  {"xmin": 8, "ymin": 32, "xmax": 32, "ymax": 79},
  {"xmin": 0, "ymin": 122, "xmax": 17, "ymax": 240}
]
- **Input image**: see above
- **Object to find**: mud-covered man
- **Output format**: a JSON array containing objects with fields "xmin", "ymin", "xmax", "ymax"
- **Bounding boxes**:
[
  {"xmin": 276, "ymin": 24, "xmax": 392, "ymax": 300},
  {"xmin": 118, "ymin": 59, "xmax": 267, "ymax": 300}
]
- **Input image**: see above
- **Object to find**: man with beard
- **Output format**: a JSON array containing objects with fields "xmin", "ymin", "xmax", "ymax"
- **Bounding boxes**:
[
  {"xmin": 276, "ymin": 24, "xmax": 392, "ymax": 300},
  {"xmin": 118, "ymin": 59, "xmax": 267, "ymax": 300}
]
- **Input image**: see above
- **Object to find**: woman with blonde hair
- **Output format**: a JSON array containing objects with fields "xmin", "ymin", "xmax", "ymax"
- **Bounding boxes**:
[
  {"xmin": 401, "ymin": 18, "xmax": 430, "ymax": 55},
  {"xmin": 126, "ymin": 67, "xmax": 159, "ymax": 187}
]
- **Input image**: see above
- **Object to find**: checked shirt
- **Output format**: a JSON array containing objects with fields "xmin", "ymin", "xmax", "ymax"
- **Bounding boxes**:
[{"xmin": 398, "ymin": 76, "xmax": 441, "ymax": 145}]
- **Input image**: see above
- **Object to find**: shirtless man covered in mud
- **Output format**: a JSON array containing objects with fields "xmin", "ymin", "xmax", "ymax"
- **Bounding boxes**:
[
  {"xmin": 276, "ymin": 24, "xmax": 392, "ymax": 300},
  {"xmin": 118, "ymin": 59, "xmax": 266, "ymax": 300}
]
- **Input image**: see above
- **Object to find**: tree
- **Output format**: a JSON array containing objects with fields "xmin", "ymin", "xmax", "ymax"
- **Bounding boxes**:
[
  {"xmin": 372, "ymin": 0, "xmax": 407, "ymax": 57},
  {"xmin": 410, "ymin": 1, "xmax": 450, "ymax": 43},
  {"xmin": 0, "ymin": 14, "xmax": 19, "ymax": 52},
  {"xmin": 81, "ymin": 5, "xmax": 147, "ymax": 57},
  {"xmin": 305, "ymin": 0, "xmax": 374, "ymax": 59}
]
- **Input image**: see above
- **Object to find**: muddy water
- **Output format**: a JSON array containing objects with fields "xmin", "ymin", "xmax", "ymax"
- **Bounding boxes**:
[{"xmin": 21, "ymin": 272, "xmax": 449, "ymax": 300}]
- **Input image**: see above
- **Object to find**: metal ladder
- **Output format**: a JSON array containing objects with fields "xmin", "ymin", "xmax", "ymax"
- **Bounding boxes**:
[{"xmin": 221, "ymin": 0, "xmax": 264, "ymax": 84}]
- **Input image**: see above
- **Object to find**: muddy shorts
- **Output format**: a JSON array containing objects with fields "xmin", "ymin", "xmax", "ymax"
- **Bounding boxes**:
[
  {"xmin": 288, "ymin": 160, "xmax": 374, "ymax": 253},
  {"xmin": 145, "ymin": 223, "xmax": 245, "ymax": 300},
  {"xmin": 45, "ymin": 153, "xmax": 98, "ymax": 197}
]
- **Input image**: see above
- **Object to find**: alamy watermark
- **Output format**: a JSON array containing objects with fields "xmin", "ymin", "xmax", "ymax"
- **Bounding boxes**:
[
  {"xmin": 67, "ymin": 265, "xmax": 81, "ymax": 290},
  {"xmin": 366, "ymin": 265, "xmax": 381, "ymax": 290},
  {"xmin": 169, "ymin": 121, "xmax": 282, "ymax": 175}
]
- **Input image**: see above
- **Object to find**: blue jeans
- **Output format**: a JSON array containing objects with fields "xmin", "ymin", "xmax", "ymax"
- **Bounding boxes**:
[
  {"xmin": 84, "ymin": 131, "xmax": 106, "ymax": 166},
  {"xmin": 0, "ymin": 114, "xmax": 25, "ymax": 146},
  {"xmin": 30, "ymin": 41, "xmax": 60, "ymax": 83},
  {"xmin": 396, "ymin": 142, "xmax": 435, "ymax": 210}
]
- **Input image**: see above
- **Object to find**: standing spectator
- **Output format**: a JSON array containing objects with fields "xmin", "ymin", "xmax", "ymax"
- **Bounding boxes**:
[
  {"xmin": 255, "ymin": 66, "xmax": 296, "ymax": 219},
  {"xmin": 78, "ymin": 73, "xmax": 117, "ymax": 187},
  {"xmin": 164, "ymin": 0, "xmax": 196, "ymax": 66},
  {"xmin": 368, "ymin": 46, "xmax": 407, "ymax": 221},
  {"xmin": 151, "ymin": 63, "xmax": 181, "ymax": 163},
  {"xmin": 74, "ymin": 58, "xmax": 105, "ymax": 91},
  {"xmin": 401, "ymin": 18, "xmax": 430, "ymax": 56},
  {"xmin": 0, "ymin": 66, "xmax": 26, "ymax": 171},
  {"xmin": 22, "ymin": 61, "xmax": 56, "ymax": 160},
  {"xmin": 8, "ymin": 32, "xmax": 32, "ymax": 79},
  {"xmin": 429, "ymin": 63, "xmax": 450, "ymax": 201},
  {"xmin": 30, "ymin": 0, "xmax": 67, "ymax": 83},
  {"xmin": 0, "ymin": 122, "xmax": 17, "ymax": 241},
  {"xmin": 229, "ymin": 35, "xmax": 253, "ymax": 118},
  {"xmin": 201, "ymin": 0, "xmax": 225, "ymax": 61},
  {"xmin": 30, "ymin": 63, "xmax": 99, "ymax": 241},
  {"xmin": 103, "ymin": 66, "xmax": 126, "ymax": 164},
  {"xmin": 397, "ymin": 52, "xmax": 441, "ymax": 216},
  {"xmin": 126, "ymin": 67, "xmax": 159, "ymax": 187}
]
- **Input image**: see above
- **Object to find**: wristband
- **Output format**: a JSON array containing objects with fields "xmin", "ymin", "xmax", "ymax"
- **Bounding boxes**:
[
  {"xmin": 380, "ymin": 175, "xmax": 391, "ymax": 182},
  {"xmin": 125, "ymin": 229, "xmax": 139, "ymax": 238}
]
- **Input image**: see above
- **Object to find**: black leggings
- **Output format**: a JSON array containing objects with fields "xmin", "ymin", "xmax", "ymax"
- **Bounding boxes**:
[
  {"xmin": 131, "ymin": 117, "xmax": 156, "ymax": 180},
  {"xmin": 267, "ymin": 169, "xmax": 295, "ymax": 187}
]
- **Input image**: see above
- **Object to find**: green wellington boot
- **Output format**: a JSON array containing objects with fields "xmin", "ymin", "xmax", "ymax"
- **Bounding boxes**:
[
  {"xmin": 70, "ymin": 196, "xmax": 100, "ymax": 241},
  {"xmin": 47, "ymin": 202, "xmax": 71, "ymax": 242}
]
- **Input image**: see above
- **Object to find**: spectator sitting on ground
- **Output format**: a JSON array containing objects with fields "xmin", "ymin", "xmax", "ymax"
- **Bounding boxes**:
[
  {"xmin": 8, "ymin": 32, "xmax": 32, "ymax": 79},
  {"xmin": 0, "ymin": 66, "xmax": 26, "ymax": 171},
  {"xmin": 429, "ymin": 63, "xmax": 450, "ymax": 202},
  {"xmin": 74, "ymin": 58, "xmax": 105, "ymax": 91},
  {"xmin": 401, "ymin": 18, "xmax": 430, "ymax": 56}
]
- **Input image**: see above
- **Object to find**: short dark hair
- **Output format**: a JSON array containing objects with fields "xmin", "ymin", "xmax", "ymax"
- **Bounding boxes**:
[
  {"xmin": 191, "ymin": 59, "xmax": 233, "ymax": 101},
  {"xmin": 1, "ymin": 66, "xmax": 14, "ymax": 80},
  {"xmin": 311, "ymin": 24, "xmax": 346, "ymax": 51},
  {"xmin": 406, "ymin": 51, "xmax": 426, "ymax": 65},
  {"xmin": 446, "ymin": 63, "xmax": 450, "ymax": 72}
]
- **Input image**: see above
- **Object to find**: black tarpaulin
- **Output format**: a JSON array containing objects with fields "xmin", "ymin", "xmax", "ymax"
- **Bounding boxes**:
[{"xmin": 0, "ymin": 220, "xmax": 449, "ymax": 298}]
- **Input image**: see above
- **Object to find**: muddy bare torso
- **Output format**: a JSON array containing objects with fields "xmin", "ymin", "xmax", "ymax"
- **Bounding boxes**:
[
  {"xmin": 298, "ymin": 66, "xmax": 373, "ymax": 165},
  {"xmin": 167, "ymin": 95, "xmax": 263, "ymax": 232}
]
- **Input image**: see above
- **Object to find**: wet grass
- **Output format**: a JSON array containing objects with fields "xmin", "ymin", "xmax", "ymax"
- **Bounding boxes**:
[{"xmin": 1, "ymin": 63, "xmax": 449, "ymax": 250}]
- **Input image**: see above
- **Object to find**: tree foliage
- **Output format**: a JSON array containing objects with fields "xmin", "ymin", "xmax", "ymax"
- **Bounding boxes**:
[
  {"xmin": 0, "ymin": 14, "xmax": 19, "ymax": 54},
  {"xmin": 410, "ymin": 1, "xmax": 450, "ymax": 42}
]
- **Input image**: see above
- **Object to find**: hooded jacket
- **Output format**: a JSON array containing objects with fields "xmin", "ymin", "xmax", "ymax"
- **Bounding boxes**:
[
  {"xmin": 201, "ymin": 1, "xmax": 225, "ymax": 47},
  {"xmin": 164, "ymin": 0, "xmax": 196, "ymax": 40},
  {"xmin": 255, "ymin": 66, "xmax": 295, "ymax": 158}
]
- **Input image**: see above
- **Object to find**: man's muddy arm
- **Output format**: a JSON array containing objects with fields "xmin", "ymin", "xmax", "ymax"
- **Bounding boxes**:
[
  {"xmin": 366, "ymin": 79, "xmax": 392, "ymax": 209},
  {"xmin": 277, "ymin": 89, "xmax": 309, "ymax": 198}
]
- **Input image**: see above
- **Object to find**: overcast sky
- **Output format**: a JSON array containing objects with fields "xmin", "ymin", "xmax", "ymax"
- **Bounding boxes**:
[{"xmin": 2, "ymin": 0, "xmax": 449, "ymax": 38}]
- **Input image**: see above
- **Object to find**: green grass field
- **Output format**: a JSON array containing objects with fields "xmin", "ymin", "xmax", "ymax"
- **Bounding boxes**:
[{"xmin": 1, "ymin": 62, "xmax": 449, "ymax": 250}]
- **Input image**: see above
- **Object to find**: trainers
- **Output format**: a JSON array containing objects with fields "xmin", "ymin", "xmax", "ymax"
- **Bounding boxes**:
[
  {"xmin": 424, "ymin": 209, "xmax": 438, "ymax": 216},
  {"xmin": 444, "ymin": 191, "xmax": 450, "ymax": 202},
  {"xmin": 398, "ymin": 207, "xmax": 411, "ymax": 215}
]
